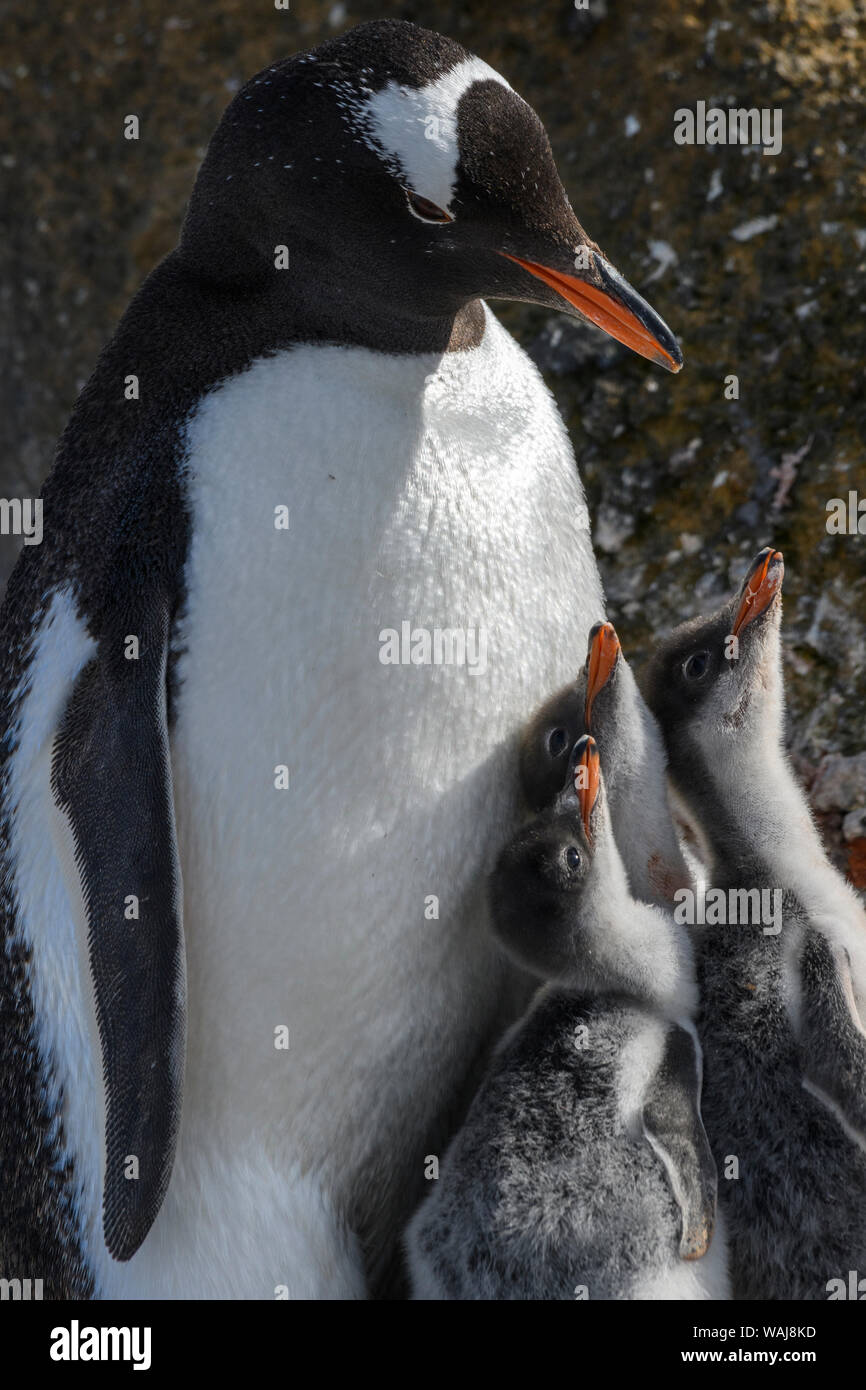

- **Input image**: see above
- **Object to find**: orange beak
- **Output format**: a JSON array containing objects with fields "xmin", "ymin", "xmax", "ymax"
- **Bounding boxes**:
[
  {"xmin": 585, "ymin": 621, "xmax": 621, "ymax": 730},
  {"xmin": 731, "ymin": 548, "xmax": 784, "ymax": 638},
  {"xmin": 499, "ymin": 251, "xmax": 683, "ymax": 372},
  {"xmin": 574, "ymin": 736, "xmax": 601, "ymax": 840}
]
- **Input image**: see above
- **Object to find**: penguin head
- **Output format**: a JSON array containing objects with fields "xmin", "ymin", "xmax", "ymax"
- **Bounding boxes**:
[
  {"xmin": 642, "ymin": 547, "xmax": 785, "ymax": 795},
  {"xmin": 496, "ymin": 735, "xmax": 695, "ymax": 1010},
  {"xmin": 518, "ymin": 676, "xmax": 587, "ymax": 814},
  {"xmin": 521, "ymin": 623, "xmax": 690, "ymax": 908},
  {"xmin": 519, "ymin": 621, "xmax": 631, "ymax": 810},
  {"xmin": 491, "ymin": 736, "xmax": 611, "ymax": 984},
  {"xmin": 181, "ymin": 20, "xmax": 682, "ymax": 367}
]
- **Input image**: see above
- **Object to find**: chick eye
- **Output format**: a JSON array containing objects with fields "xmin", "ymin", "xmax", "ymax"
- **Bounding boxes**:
[
  {"xmin": 405, "ymin": 189, "xmax": 453, "ymax": 224},
  {"xmin": 682, "ymin": 650, "xmax": 710, "ymax": 681},
  {"xmin": 565, "ymin": 846, "xmax": 581, "ymax": 873},
  {"xmin": 547, "ymin": 727, "xmax": 569, "ymax": 758}
]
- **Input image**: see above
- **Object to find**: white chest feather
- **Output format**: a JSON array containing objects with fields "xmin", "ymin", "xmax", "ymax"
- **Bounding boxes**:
[{"xmin": 169, "ymin": 309, "xmax": 601, "ymax": 1271}]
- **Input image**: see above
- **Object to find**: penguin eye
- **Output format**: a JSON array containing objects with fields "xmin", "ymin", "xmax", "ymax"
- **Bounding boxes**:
[
  {"xmin": 565, "ymin": 845, "xmax": 581, "ymax": 874},
  {"xmin": 682, "ymin": 650, "xmax": 710, "ymax": 682},
  {"xmin": 405, "ymin": 189, "xmax": 453, "ymax": 224},
  {"xmin": 547, "ymin": 727, "xmax": 569, "ymax": 758}
]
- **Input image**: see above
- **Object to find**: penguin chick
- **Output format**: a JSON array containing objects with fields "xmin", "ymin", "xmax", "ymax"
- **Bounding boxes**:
[
  {"xmin": 405, "ymin": 736, "xmax": 729, "ymax": 1300},
  {"xmin": 519, "ymin": 620, "xmax": 691, "ymax": 907},
  {"xmin": 643, "ymin": 547, "xmax": 866, "ymax": 1300}
]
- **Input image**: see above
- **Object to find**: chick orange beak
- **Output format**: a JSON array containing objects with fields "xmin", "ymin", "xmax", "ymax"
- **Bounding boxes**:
[
  {"xmin": 574, "ymin": 735, "xmax": 601, "ymax": 841},
  {"xmin": 499, "ymin": 250, "xmax": 683, "ymax": 372},
  {"xmin": 731, "ymin": 548, "xmax": 784, "ymax": 638},
  {"xmin": 585, "ymin": 621, "xmax": 621, "ymax": 729}
]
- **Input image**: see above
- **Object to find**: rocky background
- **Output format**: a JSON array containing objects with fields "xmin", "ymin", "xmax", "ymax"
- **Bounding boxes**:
[{"xmin": 1, "ymin": 0, "xmax": 864, "ymax": 879}]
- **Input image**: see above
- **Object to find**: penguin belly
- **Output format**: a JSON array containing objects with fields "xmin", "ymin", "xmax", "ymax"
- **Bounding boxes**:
[{"xmin": 92, "ymin": 307, "xmax": 604, "ymax": 1297}]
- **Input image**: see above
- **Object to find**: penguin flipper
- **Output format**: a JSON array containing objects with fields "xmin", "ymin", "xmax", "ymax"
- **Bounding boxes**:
[
  {"xmin": 641, "ymin": 1023, "xmax": 717, "ymax": 1261},
  {"xmin": 798, "ymin": 927, "xmax": 866, "ymax": 1137},
  {"xmin": 51, "ymin": 602, "xmax": 185, "ymax": 1261}
]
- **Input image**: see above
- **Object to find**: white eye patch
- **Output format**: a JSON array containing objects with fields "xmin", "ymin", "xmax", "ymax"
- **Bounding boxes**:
[{"xmin": 358, "ymin": 57, "xmax": 514, "ymax": 216}]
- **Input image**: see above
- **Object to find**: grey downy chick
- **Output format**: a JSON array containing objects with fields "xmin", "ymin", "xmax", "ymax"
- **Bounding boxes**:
[
  {"xmin": 405, "ymin": 735, "xmax": 729, "ymax": 1300},
  {"xmin": 643, "ymin": 546, "xmax": 866, "ymax": 1300}
]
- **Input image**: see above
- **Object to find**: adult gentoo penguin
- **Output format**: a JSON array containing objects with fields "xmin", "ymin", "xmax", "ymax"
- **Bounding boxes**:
[
  {"xmin": 643, "ymin": 549, "xmax": 866, "ymax": 1298},
  {"xmin": 520, "ymin": 620, "xmax": 691, "ymax": 905},
  {"xmin": 0, "ymin": 20, "xmax": 682, "ymax": 1299},
  {"xmin": 406, "ymin": 736, "xmax": 727, "ymax": 1300}
]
